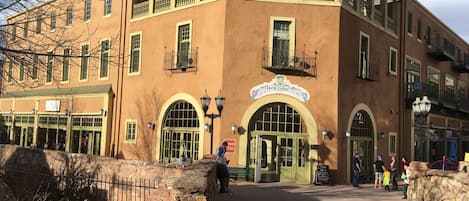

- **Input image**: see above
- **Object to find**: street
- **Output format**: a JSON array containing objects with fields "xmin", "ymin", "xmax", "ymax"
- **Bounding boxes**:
[{"xmin": 215, "ymin": 181, "xmax": 404, "ymax": 201}]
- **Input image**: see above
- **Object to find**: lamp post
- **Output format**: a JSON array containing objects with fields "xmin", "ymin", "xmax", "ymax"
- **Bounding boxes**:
[
  {"xmin": 200, "ymin": 90, "xmax": 225, "ymax": 154},
  {"xmin": 412, "ymin": 96, "xmax": 431, "ymax": 161}
]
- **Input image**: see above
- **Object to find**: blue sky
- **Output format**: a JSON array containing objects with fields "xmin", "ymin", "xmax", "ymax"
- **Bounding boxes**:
[{"xmin": 418, "ymin": 0, "xmax": 469, "ymax": 43}]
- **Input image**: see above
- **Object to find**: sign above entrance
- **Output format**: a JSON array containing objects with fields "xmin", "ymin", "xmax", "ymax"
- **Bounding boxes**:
[
  {"xmin": 45, "ymin": 100, "xmax": 60, "ymax": 112},
  {"xmin": 250, "ymin": 75, "xmax": 310, "ymax": 102}
]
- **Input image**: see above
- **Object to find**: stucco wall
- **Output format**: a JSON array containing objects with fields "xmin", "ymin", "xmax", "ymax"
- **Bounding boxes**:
[
  {"xmin": 408, "ymin": 161, "xmax": 469, "ymax": 201},
  {"xmin": 0, "ymin": 145, "xmax": 217, "ymax": 201}
]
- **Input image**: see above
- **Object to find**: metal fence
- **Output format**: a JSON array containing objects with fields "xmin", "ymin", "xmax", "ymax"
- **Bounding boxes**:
[{"xmin": 0, "ymin": 168, "xmax": 159, "ymax": 201}]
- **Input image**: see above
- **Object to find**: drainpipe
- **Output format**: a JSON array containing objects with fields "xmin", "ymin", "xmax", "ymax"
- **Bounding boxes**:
[
  {"xmin": 113, "ymin": 0, "xmax": 129, "ymax": 158},
  {"xmin": 398, "ymin": 0, "xmax": 407, "ymax": 163}
]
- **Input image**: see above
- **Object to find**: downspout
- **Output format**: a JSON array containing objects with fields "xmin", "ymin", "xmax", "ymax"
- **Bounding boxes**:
[
  {"xmin": 398, "ymin": 0, "xmax": 407, "ymax": 162},
  {"xmin": 113, "ymin": 0, "xmax": 129, "ymax": 158}
]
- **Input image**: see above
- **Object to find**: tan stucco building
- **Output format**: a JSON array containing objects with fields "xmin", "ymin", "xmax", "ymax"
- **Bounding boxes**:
[{"xmin": 1, "ymin": 0, "xmax": 468, "ymax": 184}]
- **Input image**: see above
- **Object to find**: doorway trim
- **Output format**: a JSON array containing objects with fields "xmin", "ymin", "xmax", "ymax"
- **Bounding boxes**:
[
  {"xmin": 155, "ymin": 93, "xmax": 205, "ymax": 161},
  {"xmin": 239, "ymin": 94, "xmax": 318, "ymax": 183},
  {"xmin": 346, "ymin": 103, "xmax": 377, "ymax": 184}
]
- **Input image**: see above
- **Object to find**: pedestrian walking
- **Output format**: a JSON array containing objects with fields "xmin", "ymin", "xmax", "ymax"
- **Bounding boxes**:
[
  {"xmin": 401, "ymin": 156, "xmax": 410, "ymax": 199},
  {"xmin": 216, "ymin": 141, "xmax": 231, "ymax": 194}
]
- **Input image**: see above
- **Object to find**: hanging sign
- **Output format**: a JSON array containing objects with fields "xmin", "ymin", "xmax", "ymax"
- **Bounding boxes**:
[
  {"xmin": 465, "ymin": 153, "xmax": 469, "ymax": 162},
  {"xmin": 250, "ymin": 75, "xmax": 310, "ymax": 102},
  {"xmin": 224, "ymin": 139, "xmax": 236, "ymax": 153},
  {"xmin": 45, "ymin": 100, "xmax": 61, "ymax": 112}
]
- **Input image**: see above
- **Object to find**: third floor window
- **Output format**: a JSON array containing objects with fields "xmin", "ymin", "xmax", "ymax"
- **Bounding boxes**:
[
  {"xmin": 80, "ymin": 44, "xmax": 90, "ymax": 80},
  {"xmin": 177, "ymin": 24, "xmax": 191, "ymax": 68},
  {"xmin": 66, "ymin": 7, "xmax": 73, "ymax": 26},
  {"xmin": 63, "ymin": 48, "xmax": 71, "ymax": 82},
  {"xmin": 104, "ymin": 0, "xmax": 112, "ymax": 15},
  {"xmin": 129, "ymin": 33, "xmax": 141, "ymax": 74},
  {"xmin": 36, "ymin": 16, "xmax": 42, "ymax": 34},
  {"xmin": 100, "ymin": 40, "xmax": 110, "ymax": 78},
  {"xmin": 84, "ymin": 0, "xmax": 91, "ymax": 21}
]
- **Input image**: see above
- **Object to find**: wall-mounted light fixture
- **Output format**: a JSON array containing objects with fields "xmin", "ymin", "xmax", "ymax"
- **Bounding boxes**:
[
  {"xmin": 9, "ymin": 109, "xmax": 14, "ymax": 114},
  {"xmin": 322, "ymin": 128, "xmax": 328, "ymax": 140},
  {"xmin": 32, "ymin": 108, "xmax": 36, "ymax": 115},
  {"xmin": 147, "ymin": 122, "xmax": 155, "ymax": 130},
  {"xmin": 100, "ymin": 108, "xmax": 107, "ymax": 117},
  {"xmin": 204, "ymin": 123, "xmax": 209, "ymax": 132},
  {"xmin": 64, "ymin": 109, "xmax": 71, "ymax": 116},
  {"xmin": 379, "ymin": 132, "xmax": 385, "ymax": 140},
  {"xmin": 231, "ymin": 123, "xmax": 237, "ymax": 134},
  {"xmin": 346, "ymin": 131, "xmax": 351, "ymax": 137}
]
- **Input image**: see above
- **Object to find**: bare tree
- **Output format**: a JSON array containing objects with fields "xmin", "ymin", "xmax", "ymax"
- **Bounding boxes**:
[
  {"xmin": 124, "ymin": 89, "xmax": 162, "ymax": 161},
  {"xmin": 0, "ymin": 0, "xmax": 121, "ymax": 89}
]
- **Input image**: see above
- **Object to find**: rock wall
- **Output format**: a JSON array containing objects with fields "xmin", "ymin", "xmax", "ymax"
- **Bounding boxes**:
[
  {"xmin": 0, "ymin": 145, "xmax": 217, "ymax": 201},
  {"xmin": 407, "ymin": 161, "xmax": 469, "ymax": 201}
]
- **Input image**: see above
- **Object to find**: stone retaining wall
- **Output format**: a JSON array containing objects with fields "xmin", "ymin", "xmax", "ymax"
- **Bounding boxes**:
[
  {"xmin": 407, "ymin": 161, "xmax": 469, "ymax": 201},
  {"xmin": 0, "ymin": 145, "xmax": 217, "ymax": 201}
]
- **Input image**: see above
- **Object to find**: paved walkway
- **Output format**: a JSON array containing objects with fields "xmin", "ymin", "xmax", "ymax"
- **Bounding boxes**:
[{"xmin": 215, "ymin": 181, "xmax": 405, "ymax": 201}]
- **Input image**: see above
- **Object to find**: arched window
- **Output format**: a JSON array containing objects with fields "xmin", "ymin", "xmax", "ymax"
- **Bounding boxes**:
[
  {"xmin": 351, "ymin": 110, "xmax": 373, "ymax": 138},
  {"xmin": 160, "ymin": 101, "xmax": 200, "ymax": 163}
]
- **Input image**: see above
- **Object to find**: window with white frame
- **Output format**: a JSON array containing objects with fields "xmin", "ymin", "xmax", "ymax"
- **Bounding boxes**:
[
  {"xmin": 62, "ymin": 48, "xmax": 71, "ymax": 81},
  {"xmin": 177, "ymin": 23, "xmax": 191, "ymax": 67},
  {"xmin": 407, "ymin": 12, "xmax": 413, "ymax": 35},
  {"xmin": 80, "ymin": 44, "xmax": 89, "ymax": 80},
  {"xmin": 50, "ymin": 13, "xmax": 56, "ymax": 31},
  {"xmin": 104, "ymin": 0, "xmax": 112, "ymax": 15},
  {"xmin": 359, "ymin": 32, "xmax": 369, "ymax": 79},
  {"xmin": 11, "ymin": 24, "xmax": 16, "ymax": 41},
  {"xmin": 19, "ymin": 59, "xmax": 25, "ymax": 82},
  {"xmin": 66, "ymin": 7, "xmax": 73, "ymax": 25},
  {"xmin": 7, "ymin": 61, "xmax": 13, "ymax": 83},
  {"xmin": 36, "ymin": 16, "xmax": 42, "ymax": 34},
  {"xmin": 457, "ymin": 80, "xmax": 466, "ymax": 99},
  {"xmin": 272, "ymin": 20, "xmax": 292, "ymax": 67},
  {"xmin": 427, "ymin": 66, "xmax": 440, "ymax": 99},
  {"xmin": 445, "ymin": 75, "xmax": 455, "ymax": 97},
  {"xmin": 32, "ymin": 55, "xmax": 39, "ymax": 80},
  {"xmin": 129, "ymin": 33, "xmax": 141, "ymax": 74},
  {"xmin": 389, "ymin": 47, "xmax": 397, "ymax": 74},
  {"xmin": 84, "ymin": 0, "xmax": 91, "ymax": 21},
  {"xmin": 388, "ymin": 132, "xmax": 397, "ymax": 155},
  {"xmin": 46, "ymin": 51, "xmax": 54, "ymax": 83},
  {"xmin": 125, "ymin": 121, "xmax": 137, "ymax": 142},
  {"xmin": 23, "ymin": 21, "xmax": 28, "ymax": 38},
  {"xmin": 100, "ymin": 40, "xmax": 110, "ymax": 78}
]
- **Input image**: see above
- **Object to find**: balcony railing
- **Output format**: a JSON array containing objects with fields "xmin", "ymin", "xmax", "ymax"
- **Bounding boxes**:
[
  {"xmin": 163, "ymin": 47, "xmax": 198, "ymax": 72},
  {"xmin": 406, "ymin": 82, "xmax": 469, "ymax": 114},
  {"xmin": 386, "ymin": 18, "xmax": 397, "ymax": 33},
  {"xmin": 132, "ymin": 1, "xmax": 149, "ymax": 18},
  {"xmin": 154, "ymin": 0, "xmax": 171, "ymax": 13},
  {"xmin": 175, "ymin": 0, "xmax": 195, "ymax": 7},
  {"xmin": 261, "ymin": 47, "xmax": 317, "ymax": 77},
  {"xmin": 427, "ymin": 36, "xmax": 455, "ymax": 61},
  {"xmin": 406, "ymin": 82, "xmax": 440, "ymax": 102},
  {"xmin": 452, "ymin": 60, "xmax": 469, "ymax": 73}
]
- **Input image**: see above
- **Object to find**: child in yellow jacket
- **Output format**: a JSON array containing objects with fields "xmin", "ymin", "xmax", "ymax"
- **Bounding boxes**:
[{"xmin": 383, "ymin": 170, "xmax": 391, "ymax": 191}]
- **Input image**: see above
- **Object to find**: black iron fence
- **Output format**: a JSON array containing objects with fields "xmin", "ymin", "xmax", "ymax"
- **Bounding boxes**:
[{"xmin": 0, "ymin": 168, "xmax": 159, "ymax": 201}]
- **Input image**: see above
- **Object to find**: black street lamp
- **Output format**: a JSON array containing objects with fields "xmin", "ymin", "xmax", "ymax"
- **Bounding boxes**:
[
  {"xmin": 412, "ymin": 96, "xmax": 431, "ymax": 161},
  {"xmin": 200, "ymin": 90, "xmax": 225, "ymax": 154}
]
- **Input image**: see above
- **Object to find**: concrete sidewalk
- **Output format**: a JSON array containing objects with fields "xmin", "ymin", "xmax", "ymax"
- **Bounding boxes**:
[{"xmin": 215, "ymin": 181, "xmax": 405, "ymax": 201}]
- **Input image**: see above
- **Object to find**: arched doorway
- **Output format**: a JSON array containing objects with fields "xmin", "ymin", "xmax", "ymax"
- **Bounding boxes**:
[
  {"xmin": 248, "ymin": 102, "xmax": 308, "ymax": 183},
  {"xmin": 349, "ymin": 110, "xmax": 375, "ymax": 182},
  {"xmin": 159, "ymin": 100, "xmax": 200, "ymax": 163}
]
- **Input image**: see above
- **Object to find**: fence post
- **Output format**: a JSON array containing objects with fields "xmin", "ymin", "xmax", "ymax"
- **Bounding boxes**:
[{"xmin": 442, "ymin": 155, "xmax": 446, "ymax": 171}]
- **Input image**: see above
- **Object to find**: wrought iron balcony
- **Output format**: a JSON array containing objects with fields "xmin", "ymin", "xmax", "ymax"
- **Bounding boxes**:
[
  {"xmin": 441, "ymin": 90, "xmax": 457, "ymax": 110},
  {"xmin": 406, "ymin": 82, "xmax": 440, "ymax": 103},
  {"xmin": 261, "ymin": 47, "xmax": 317, "ymax": 77},
  {"xmin": 132, "ymin": 0, "xmax": 149, "ymax": 18},
  {"xmin": 452, "ymin": 60, "xmax": 469, "ymax": 73},
  {"xmin": 427, "ymin": 37, "xmax": 455, "ymax": 61},
  {"xmin": 459, "ymin": 97, "xmax": 469, "ymax": 113},
  {"xmin": 163, "ymin": 48, "xmax": 198, "ymax": 72}
]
